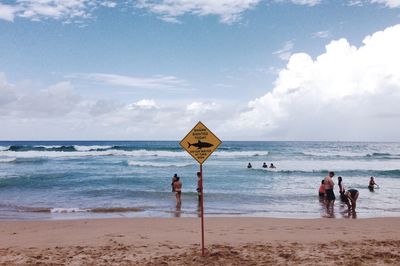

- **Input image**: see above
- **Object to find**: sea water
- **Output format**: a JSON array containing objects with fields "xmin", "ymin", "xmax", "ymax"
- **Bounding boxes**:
[{"xmin": 0, "ymin": 141, "xmax": 399, "ymax": 220}]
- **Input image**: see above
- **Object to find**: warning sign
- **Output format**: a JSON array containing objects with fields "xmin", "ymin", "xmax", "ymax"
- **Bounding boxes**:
[{"xmin": 180, "ymin": 121, "xmax": 222, "ymax": 164}]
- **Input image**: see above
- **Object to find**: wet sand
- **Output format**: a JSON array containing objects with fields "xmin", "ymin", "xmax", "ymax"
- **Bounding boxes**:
[{"xmin": 1, "ymin": 217, "xmax": 399, "ymax": 265}]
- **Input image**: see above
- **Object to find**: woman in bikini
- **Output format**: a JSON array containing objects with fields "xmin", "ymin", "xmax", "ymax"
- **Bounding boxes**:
[{"xmin": 173, "ymin": 176, "xmax": 182, "ymax": 206}]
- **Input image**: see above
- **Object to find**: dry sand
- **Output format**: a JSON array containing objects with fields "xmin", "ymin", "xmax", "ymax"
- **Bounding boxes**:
[{"xmin": 1, "ymin": 217, "xmax": 399, "ymax": 265}]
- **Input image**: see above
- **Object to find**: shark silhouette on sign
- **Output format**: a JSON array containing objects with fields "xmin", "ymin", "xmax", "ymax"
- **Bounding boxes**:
[{"xmin": 188, "ymin": 140, "xmax": 214, "ymax": 149}]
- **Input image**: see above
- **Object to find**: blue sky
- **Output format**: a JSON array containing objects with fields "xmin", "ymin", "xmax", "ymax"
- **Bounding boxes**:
[{"xmin": 1, "ymin": 0, "xmax": 400, "ymax": 140}]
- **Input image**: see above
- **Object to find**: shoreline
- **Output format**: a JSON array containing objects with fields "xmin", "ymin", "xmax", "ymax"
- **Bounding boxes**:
[{"xmin": 1, "ymin": 217, "xmax": 399, "ymax": 264}]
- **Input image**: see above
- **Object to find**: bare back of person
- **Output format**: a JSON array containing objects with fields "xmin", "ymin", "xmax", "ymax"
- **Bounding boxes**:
[
  {"xmin": 173, "ymin": 180, "xmax": 182, "ymax": 206},
  {"xmin": 174, "ymin": 181, "xmax": 182, "ymax": 192},
  {"xmin": 324, "ymin": 176, "xmax": 334, "ymax": 190}
]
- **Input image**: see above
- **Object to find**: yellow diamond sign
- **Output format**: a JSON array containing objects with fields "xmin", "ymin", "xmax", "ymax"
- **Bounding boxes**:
[{"xmin": 180, "ymin": 121, "xmax": 222, "ymax": 164}]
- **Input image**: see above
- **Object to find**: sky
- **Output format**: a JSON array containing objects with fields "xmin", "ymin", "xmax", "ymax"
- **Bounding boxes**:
[{"xmin": 0, "ymin": 0, "xmax": 400, "ymax": 141}]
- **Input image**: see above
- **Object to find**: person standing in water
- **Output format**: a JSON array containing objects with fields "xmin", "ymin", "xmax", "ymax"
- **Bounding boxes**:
[
  {"xmin": 368, "ymin": 176, "xmax": 378, "ymax": 191},
  {"xmin": 318, "ymin": 180, "xmax": 325, "ymax": 199},
  {"xmin": 338, "ymin": 176, "xmax": 346, "ymax": 202},
  {"xmin": 324, "ymin": 171, "xmax": 336, "ymax": 210},
  {"xmin": 173, "ymin": 176, "xmax": 182, "ymax": 206},
  {"xmin": 171, "ymin": 174, "xmax": 178, "ymax": 192},
  {"xmin": 247, "ymin": 162, "xmax": 252, "ymax": 168}
]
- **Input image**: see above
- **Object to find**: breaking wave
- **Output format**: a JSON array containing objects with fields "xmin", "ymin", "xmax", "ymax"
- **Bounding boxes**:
[
  {"xmin": 0, "ymin": 204, "xmax": 145, "ymax": 214},
  {"xmin": 0, "ymin": 158, "xmax": 16, "ymax": 163},
  {"xmin": 0, "ymin": 148, "xmax": 268, "ymax": 159},
  {"xmin": 127, "ymin": 161, "xmax": 194, "ymax": 168}
]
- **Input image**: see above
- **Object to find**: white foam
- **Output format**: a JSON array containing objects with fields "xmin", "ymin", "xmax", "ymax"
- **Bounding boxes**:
[
  {"xmin": 301, "ymin": 150, "xmax": 400, "ymax": 158},
  {"xmin": 302, "ymin": 151, "xmax": 367, "ymax": 157},
  {"xmin": 74, "ymin": 145, "xmax": 112, "ymax": 151},
  {"xmin": 50, "ymin": 208, "xmax": 88, "ymax": 213},
  {"xmin": 0, "ymin": 149, "xmax": 186, "ymax": 158},
  {"xmin": 213, "ymin": 151, "xmax": 269, "ymax": 157},
  {"xmin": 0, "ymin": 149, "xmax": 268, "ymax": 159},
  {"xmin": 0, "ymin": 146, "xmax": 10, "ymax": 151},
  {"xmin": 0, "ymin": 158, "xmax": 16, "ymax": 163},
  {"xmin": 34, "ymin": 145, "xmax": 65, "ymax": 149},
  {"xmin": 250, "ymin": 159, "xmax": 400, "ymax": 172},
  {"xmin": 127, "ymin": 161, "xmax": 193, "ymax": 168}
]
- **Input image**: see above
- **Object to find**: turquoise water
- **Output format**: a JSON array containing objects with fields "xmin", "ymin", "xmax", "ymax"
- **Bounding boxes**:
[{"xmin": 0, "ymin": 141, "xmax": 399, "ymax": 220}]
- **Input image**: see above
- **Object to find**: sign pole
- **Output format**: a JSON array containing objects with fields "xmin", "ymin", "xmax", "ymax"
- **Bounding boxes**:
[
  {"xmin": 179, "ymin": 121, "xmax": 221, "ymax": 257},
  {"xmin": 200, "ymin": 163, "xmax": 205, "ymax": 256}
]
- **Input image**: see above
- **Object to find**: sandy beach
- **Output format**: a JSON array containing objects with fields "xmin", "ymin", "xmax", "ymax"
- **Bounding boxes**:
[{"xmin": 1, "ymin": 217, "xmax": 399, "ymax": 265}]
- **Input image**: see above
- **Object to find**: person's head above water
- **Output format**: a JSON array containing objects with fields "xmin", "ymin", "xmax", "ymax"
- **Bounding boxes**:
[
  {"xmin": 174, "ymin": 174, "xmax": 178, "ymax": 178},
  {"xmin": 321, "ymin": 179, "xmax": 325, "ymax": 184},
  {"xmin": 370, "ymin": 176, "xmax": 374, "ymax": 180},
  {"xmin": 338, "ymin": 176, "xmax": 342, "ymax": 182},
  {"xmin": 197, "ymin": 172, "xmax": 201, "ymax": 178},
  {"xmin": 329, "ymin": 171, "xmax": 335, "ymax": 177}
]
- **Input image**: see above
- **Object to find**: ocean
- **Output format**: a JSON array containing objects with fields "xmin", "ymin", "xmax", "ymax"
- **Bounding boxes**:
[{"xmin": 0, "ymin": 141, "xmax": 399, "ymax": 220}]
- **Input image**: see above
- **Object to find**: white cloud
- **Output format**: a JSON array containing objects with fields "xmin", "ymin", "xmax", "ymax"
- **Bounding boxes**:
[
  {"xmin": 347, "ymin": 0, "xmax": 363, "ymax": 6},
  {"xmin": 0, "ymin": 3, "xmax": 17, "ymax": 21},
  {"xmin": 1, "ymin": 0, "xmax": 398, "ymax": 24},
  {"xmin": 371, "ymin": 0, "xmax": 400, "ymax": 8},
  {"xmin": 16, "ymin": 81, "xmax": 81, "ymax": 117},
  {"xmin": 0, "ymin": 0, "xmax": 265, "ymax": 23},
  {"xmin": 0, "ymin": 0, "xmax": 119, "ymax": 22},
  {"xmin": 312, "ymin": 30, "xmax": 331, "ymax": 39},
  {"xmin": 0, "ymin": 73, "xmax": 232, "ymax": 139},
  {"xmin": 0, "ymin": 73, "xmax": 17, "ymax": 106},
  {"xmin": 273, "ymin": 40, "xmax": 294, "ymax": 61},
  {"xmin": 186, "ymin": 101, "xmax": 220, "ymax": 114},
  {"xmin": 68, "ymin": 73, "xmax": 188, "ymax": 89},
  {"xmin": 128, "ymin": 99, "xmax": 159, "ymax": 110},
  {"xmin": 289, "ymin": 0, "xmax": 320, "ymax": 6},
  {"xmin": 226, "ymin": 24, "xmax": 400, "ymax": 140},
  {"xmin": 274, "ymin": 0, "xmax": 321, "ymax": 6},
  {"xmin": 136, "ymin": 0, "xmax": 262, "ymax": 24},
  {"xmin": 16, "ymin": 0, "xmax": 94, "ymax": 21},
  {"xmin": 100, "ymin": 1, "xmax": 117, "ymax": 8},
  {"xmin": 0, "ymin": 76, "xmax": 81, "ymax": 117},
  {"xmin": 348, "ymin": 0, "xmax": 400, "ymax": 8}
]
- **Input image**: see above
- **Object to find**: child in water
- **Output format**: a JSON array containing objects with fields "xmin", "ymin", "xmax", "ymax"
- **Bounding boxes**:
[{"xmin": 319, "ymin": 180, "xmax": 325, "ymax": 198}]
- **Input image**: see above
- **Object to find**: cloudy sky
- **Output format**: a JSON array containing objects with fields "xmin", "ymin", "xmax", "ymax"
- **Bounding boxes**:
[{"xmin": 0, "ymin": 0, "xmax": 400, "ymax": 141}]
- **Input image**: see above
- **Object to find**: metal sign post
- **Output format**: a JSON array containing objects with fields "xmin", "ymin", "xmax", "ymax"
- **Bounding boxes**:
[
  {"xmin": 179, "ymin": 121, "xmax": 221, "ymax": 256},
  {"xmin": 199, "ymin": 163, "xmax": 205, "ymax": 256}
]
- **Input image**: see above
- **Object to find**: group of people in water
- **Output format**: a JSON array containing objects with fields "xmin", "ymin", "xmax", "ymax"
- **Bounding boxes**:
[
  {"xmin": 171, "ymin": 172, "xmax": 203, "ymax": 207},
  {"xmin": 170, "ymin": 169, "xmax": 380, "ymax": 217},
  {"xmin": 318, "ymin": 172, "xmax": 379, "ymax": 215},
  {"xmin": 247, "ymin": 162, "xmax": 276, "ymax": 169}
]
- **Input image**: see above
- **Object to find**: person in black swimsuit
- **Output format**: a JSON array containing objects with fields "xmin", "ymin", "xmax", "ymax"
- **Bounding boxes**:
[
  {"xmin": 344, "ymin": 189, "xmax": 359, "ymax": 212},
  {"xmin": 338, "ymin": 176, "xmax": 346, "ymax": 202},
  {"xmin": 368, "ymin": 176, "xmax": 378, "ymax": 191}
]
